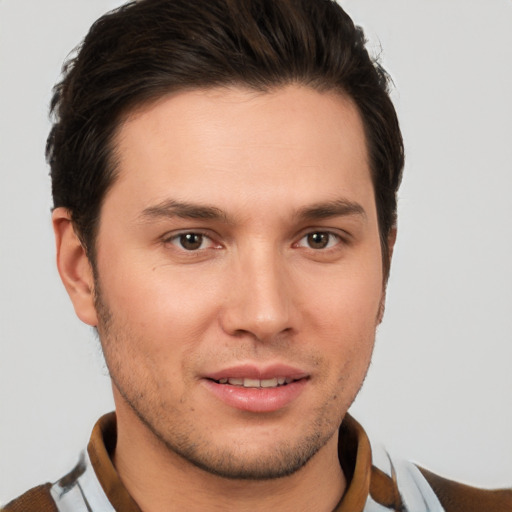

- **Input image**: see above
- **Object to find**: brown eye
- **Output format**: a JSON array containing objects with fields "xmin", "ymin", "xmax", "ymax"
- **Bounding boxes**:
[
  {"xmin": 306, "ymin": 232, "xmax": 331, "ymax": 249},
  {"xmin": 179, "ymin": 233, "xmax": 204, "ymax": 250}
]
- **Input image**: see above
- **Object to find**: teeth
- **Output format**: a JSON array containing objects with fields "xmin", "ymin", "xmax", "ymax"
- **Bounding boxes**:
[
  {"xmin": 243, "ymin": 378, "xmax": 260, "ymax": 388},
  {"xmin": 260, "ymin": 378, "xmax": 278, "ymax": 388},
  {"xmin": 219, "ymin": 377, "xmax": 292, "ymax": 388}
]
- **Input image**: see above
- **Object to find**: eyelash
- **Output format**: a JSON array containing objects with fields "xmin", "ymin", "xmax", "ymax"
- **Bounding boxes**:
[
  {"xmin": 294, "ymin": 231, "xmax": 343, "ymax": 251},
  {"xmin": 163, "ymin": 230, "xmax": 346, "ymax": 252},
  {"xmin": 164, "ymin": 231, "xmax": 218, "ymax": 251}
]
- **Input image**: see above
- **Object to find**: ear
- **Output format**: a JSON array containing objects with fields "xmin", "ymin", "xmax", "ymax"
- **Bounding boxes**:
[
  {"xmin": 52, "ymin": 208, "xmax": 98, "ymax": 326},
  {"xmin": 386, "ymin": 225, "xmax": 397, "ymax": 263},
  {"xmin": 377, "ymin": 226, "xmax": 398, "ymax": 325}
]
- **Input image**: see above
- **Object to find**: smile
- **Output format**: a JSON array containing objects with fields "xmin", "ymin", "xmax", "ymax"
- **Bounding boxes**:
[
  {"xmin": 204, "ymin": 370, "xmax": 309, "ymax": 412},
  {"xmin": 215, "ymin": 377, "xmax": 297, "ymax": 388}
]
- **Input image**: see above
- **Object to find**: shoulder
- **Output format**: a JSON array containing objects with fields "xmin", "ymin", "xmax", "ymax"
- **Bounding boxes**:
[
  {"xmin": 369, "ymin": 445, "xmax": 512, "ymax": 512},
  {"xmin": 418, "ymin": 466, "xmax": 512, "ymax": 512},
  {"xmin": 3, "ymin": 454, "xmax": 87, "ymax": 512},
  {"xmin": 3, "ymin": 483, "xmax": 58, "ymax": 512}
]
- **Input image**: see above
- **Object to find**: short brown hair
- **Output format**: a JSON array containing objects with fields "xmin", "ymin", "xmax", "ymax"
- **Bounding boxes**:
[{"xmin": 47, "ymin": 0, "xmax": 404, "ymax": 276}]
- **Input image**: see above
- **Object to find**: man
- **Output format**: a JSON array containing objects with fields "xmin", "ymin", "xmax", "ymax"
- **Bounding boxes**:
[{"xmin": 3, "ymin": 0, "xmax": 511, "ymax": 511}]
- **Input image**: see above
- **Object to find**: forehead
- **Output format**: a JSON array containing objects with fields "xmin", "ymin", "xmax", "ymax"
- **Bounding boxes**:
[{"xmin": 108, "ymin": 85, "xmax": 373, "ymax": 218}]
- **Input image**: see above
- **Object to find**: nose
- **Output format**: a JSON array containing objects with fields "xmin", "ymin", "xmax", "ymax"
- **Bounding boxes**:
[{"xmin": 219, "ymin": 248, "xmax": 295, "ymax": 342}]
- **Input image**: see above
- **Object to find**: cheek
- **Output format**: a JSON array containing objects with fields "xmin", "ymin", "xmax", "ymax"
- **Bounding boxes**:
[
  {"xmin": 298, "ymin": 257, "xmax": 383, "ymax": 377},
  {"xmin": 303, "ymin": 261, "xmax": 384, "ymax": 330},
  {"xmin": 99, "ymin": 258, "xmax": 224, "ymax": 349}
]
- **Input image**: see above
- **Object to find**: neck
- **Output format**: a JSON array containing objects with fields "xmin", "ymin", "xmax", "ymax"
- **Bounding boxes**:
[{"xmin": 112, "ymin": 402, "xmax": 346, "ymax": 512}]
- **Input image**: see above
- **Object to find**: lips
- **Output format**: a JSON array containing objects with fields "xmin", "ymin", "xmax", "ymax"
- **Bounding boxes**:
[
  {"xmin": 202, "ymin": 364, "xmax": 309, "ymax": 412},
  {"xmin": 205, "ymin": 363, "xmax": 309, "ymax": 382}
]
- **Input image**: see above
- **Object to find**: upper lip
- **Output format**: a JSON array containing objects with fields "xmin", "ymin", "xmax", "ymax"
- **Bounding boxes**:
[{"xmin": 204, "ymin": 364, "xmax": 309, "ymax": 381}]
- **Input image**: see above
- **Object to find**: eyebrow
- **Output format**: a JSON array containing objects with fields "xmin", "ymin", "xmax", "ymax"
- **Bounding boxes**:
[
  {"xmin": 296, "ymin": 199, "xmax": 367, "ymax": 221},
  {"xmin": 138, "ymin": 198, "xmax": 366, "ymax": 224},
  {"xmin": 139, "ymin": 199, "xmax": 229, "ymax": 222}
]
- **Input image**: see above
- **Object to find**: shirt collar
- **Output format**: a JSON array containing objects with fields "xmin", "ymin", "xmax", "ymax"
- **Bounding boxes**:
[{"xmin": 87, "ymin": 413, "xmax": 142, "ymax": 512}]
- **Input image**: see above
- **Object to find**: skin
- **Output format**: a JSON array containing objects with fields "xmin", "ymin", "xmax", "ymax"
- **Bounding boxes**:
[{"xmin": 54, "ymin": 85, "xmax": 393, "ymax": 512}]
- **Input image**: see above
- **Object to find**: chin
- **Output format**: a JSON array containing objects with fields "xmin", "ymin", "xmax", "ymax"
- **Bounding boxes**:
[{"xmin": 164, "ymin": 429, "xmax": 331, "ymax": 480}]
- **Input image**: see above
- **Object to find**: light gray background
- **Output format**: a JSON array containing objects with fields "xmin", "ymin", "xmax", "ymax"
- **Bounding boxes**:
[{"xmin": 1, "ymin": 0, "xmax": 511, "ymax": 504}]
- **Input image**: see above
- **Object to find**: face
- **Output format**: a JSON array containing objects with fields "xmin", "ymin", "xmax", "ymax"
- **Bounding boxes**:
[{"xmin": 89, "ymin": 86, "xmax": 386, "ymax": 479}]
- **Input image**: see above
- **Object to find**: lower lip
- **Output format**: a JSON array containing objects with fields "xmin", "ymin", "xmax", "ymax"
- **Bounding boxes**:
[{"xmin": 202, "ymin": 379, "xmax": 308, "ymax": 413}]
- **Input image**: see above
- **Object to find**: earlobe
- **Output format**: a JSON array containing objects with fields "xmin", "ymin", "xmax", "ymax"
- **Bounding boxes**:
[
  {"xmin": 376, "ymin": 293, "xmax": 386, "ymax": 325},
  {"xmin": 387, "ymin": 226, "xmax": 398, "ymax": 262},
  {"xmin": 377, "ymin": 226, "xmax": 398, "ymax": 325},
  {"xmin": 52, "ymin": 208, "xmax": 98, "ymax": 326}
]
